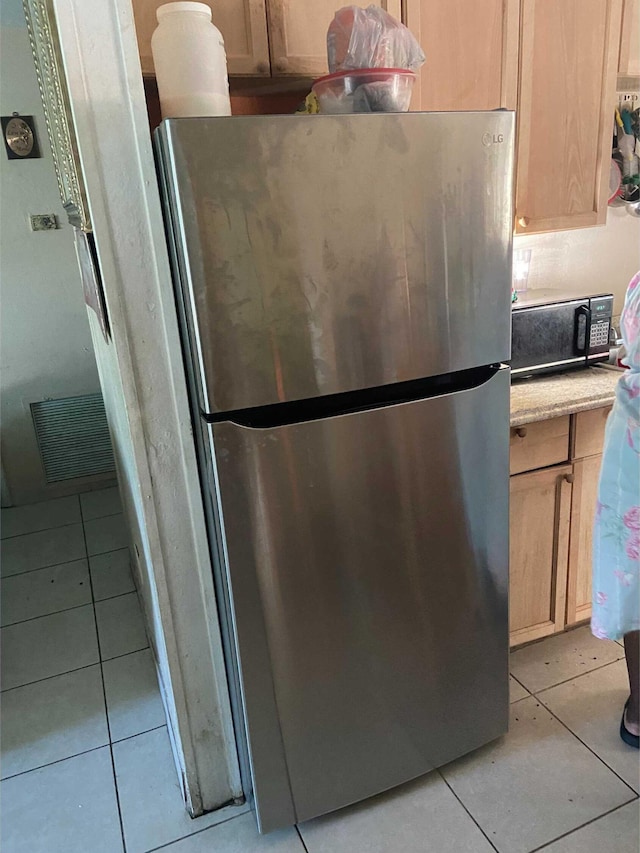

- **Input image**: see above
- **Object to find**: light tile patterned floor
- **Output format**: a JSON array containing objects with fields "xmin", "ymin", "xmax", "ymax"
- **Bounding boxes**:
[{"xmin": 1, "ymin": 489, "xmax": 638, "ymax": 852}]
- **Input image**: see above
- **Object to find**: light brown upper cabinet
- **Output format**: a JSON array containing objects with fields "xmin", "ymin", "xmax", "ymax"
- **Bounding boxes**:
[
  {"xmin": 133, "ymin": 1, "xmax": 403, "ymax": 77},
  {"xmin": 266, "ymin": 1, "xmax": 401, "ymax": 76},
  {"xmin": 619, "ymin": 0, "xmax": 640, "ymax": 74},
  {"xmin": 515, "ymin": 0, "xmax": 623, "ymax": 234},
  {"xmin": 133, "ymin": 1, "xmax": 271, "ymax": 76},
  {"xmin": 404, "ymin": 0, "xmax": 519, "ymax": 111}
]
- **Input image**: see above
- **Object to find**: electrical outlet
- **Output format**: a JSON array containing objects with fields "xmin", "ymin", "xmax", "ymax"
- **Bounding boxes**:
[
  {"xmin": 618, "ymin": 91, "xmax": 639, "ymax": 110},
  {"xmin": 29, "ymin": 213, "xmax": 58, "ymax": 231}
]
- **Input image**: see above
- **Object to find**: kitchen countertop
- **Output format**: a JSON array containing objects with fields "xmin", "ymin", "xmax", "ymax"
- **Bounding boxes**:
[{"xmin": 510, "ymin": 366, "xmax": 622, "ymax": 427}]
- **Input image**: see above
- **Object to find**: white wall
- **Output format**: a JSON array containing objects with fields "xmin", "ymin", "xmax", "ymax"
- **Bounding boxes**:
[
  {"xmin": 515, "ymin": 206, "xmax": 640, "ymax": 315},
  {"xmin": 0, "ymin": 1, "xmax": 101, "ymax": 505}
]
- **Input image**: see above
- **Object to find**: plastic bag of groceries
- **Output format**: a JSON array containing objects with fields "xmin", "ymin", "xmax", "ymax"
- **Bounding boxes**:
[{"xmin": 327, "ymin": 5, "xmax": 425, "ymax": 74}]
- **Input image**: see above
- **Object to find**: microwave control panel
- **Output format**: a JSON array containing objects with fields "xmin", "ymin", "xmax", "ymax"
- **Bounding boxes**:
[{"xmin": 589, "ymin": 296, "xmax": 613, "ymax": 353}]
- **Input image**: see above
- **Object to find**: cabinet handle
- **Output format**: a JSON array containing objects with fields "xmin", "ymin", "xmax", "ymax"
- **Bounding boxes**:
[
  {"xmin": 256, "ymin": 61, "xmax": 270, "ymax": 74},
  {"xmin": 275, "ymin": 58, "xmax": 289, "ymax": 73},
  {"xmin": 563, "ymin": 473, "xmax": 574, "ymax": 484},
  {"xmin": 514, "ymin": 427, "xmax": 527, "ymax": 438},
  {"xmin": 518, "ymin": 216, "xmax": 530, "ymax": 228}
]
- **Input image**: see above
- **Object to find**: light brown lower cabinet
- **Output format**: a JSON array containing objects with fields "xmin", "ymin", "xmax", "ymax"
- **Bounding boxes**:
[
  {"xmin": 566, "ymin": 454, "xmax": 603, "ymax": 625},
  {"xmin": 509, "ymin": 465, "xmax": 573, "ymax": 647},
  {"xmin": 509, "ymin": 406, "xmax": 610, "ymax": 647}
]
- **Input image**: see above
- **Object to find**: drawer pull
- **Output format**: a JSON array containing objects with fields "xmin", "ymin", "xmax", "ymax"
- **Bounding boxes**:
[
  {"xmin": 518, "ymin": 216, "xmax": 530, "ymax": 228},
  {"xmin": 563, "ymin": 473, "xmax": 574, "ymax": 484},
  {"xmin": 515, "ymin": 427, "xmax": 528, "ymax": 438}
]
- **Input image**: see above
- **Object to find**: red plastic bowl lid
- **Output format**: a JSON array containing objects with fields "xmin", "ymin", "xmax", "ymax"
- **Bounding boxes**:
[{"xmin": 314, "ymin": 68, "xmax": 417, "ymax": 84}]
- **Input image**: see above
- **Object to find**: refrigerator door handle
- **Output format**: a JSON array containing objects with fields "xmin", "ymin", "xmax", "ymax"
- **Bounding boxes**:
[{"xmin": 207, "ymin": 365, "xmax": 504, "ymax": 430}]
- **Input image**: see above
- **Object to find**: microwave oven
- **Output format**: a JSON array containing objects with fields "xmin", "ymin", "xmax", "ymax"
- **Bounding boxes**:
[{"xmin": 511, "ymin": 290, "xmax": 614, "ymax": 378}]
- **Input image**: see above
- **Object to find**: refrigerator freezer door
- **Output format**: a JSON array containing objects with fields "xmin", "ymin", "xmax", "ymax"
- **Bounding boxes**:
[
  {"xmin": 212, "ymin": 367, "xmax": 510, "ymax": 831},
  {"xmin": 157, "ymin": 112, "xmax": 514, "ymax": 415}
]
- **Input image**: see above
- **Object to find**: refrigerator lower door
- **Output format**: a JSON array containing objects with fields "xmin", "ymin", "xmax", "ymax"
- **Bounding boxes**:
[{"xmin": 212, "ymin": 367, "xmax": 509, "ymax": 832}]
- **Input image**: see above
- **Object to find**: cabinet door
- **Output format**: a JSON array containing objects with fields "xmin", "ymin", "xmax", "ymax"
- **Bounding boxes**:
[
  {"xmin": 566, "ymin": 455, "xmax": 601, "ymax": 625},
  {"xmin": 509, "ymin": 465, "xmax": 573, "ymax": 647},
  {"xmin": 266, "ymin": 1, "xmax": 401, "ymax": 76},
  {"xmin": 515, "ymin": 0, "xmax": 622, "ymax": 234},
  {"xmin": 405, "ymin": 0, "xmax": 519, "ymax": 111},
  {"xmin": 619, "ymin": 0, "xmax": 640, "ymax": 74},
  {"xmin": 132, "ymin": 0, "xmax": 271, "ymax": 76},
  {"xmin": 572, "ymin": 406, "xmax": 611, "ymax": 460}
]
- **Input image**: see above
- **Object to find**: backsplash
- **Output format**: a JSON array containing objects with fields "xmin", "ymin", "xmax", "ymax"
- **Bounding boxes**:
[{"xmin": 514, "ymin": 206, "xmax": 640, "ymax": 313}]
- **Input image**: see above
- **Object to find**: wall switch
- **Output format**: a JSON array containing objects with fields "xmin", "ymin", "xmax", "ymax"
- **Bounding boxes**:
[{"xmin": 30, "ymin": 214, "xmax": 58, "ymax": 231}]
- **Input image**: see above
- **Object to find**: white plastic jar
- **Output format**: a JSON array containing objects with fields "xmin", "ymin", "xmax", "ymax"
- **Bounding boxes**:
[{"xmin": 151, "ymin": 1, "xmax": 231, "ymax": 118}]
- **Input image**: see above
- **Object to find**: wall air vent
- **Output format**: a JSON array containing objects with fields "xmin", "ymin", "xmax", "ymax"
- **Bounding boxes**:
[{"xmin": 31, "ymin": 393, "xmax": 115, "ymax": 482}]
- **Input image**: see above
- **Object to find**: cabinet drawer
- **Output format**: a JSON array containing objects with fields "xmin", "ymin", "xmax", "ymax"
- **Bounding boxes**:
[
  {"xmin": 510, "ymin": 416, "xmax": 570, "ymax": 475},
  {"xmin": 572, "ymin": 406, "xmax": 612, "ymax": 460}
]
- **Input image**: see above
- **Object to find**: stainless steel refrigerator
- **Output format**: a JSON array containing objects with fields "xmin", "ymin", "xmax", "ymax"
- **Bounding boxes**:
[{"xmin": 155, "ymin": 112, "xmax": 514, "ymax": 832}]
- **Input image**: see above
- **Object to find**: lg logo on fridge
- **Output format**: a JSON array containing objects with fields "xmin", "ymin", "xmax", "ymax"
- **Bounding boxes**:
[{"xmin": 482, "ymin": 132, "xmax": 504, "ymax": 146}]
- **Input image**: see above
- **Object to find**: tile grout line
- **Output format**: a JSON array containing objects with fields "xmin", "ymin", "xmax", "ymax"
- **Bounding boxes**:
[
  {"xmin": 437, "ymin": 770, "xmax": 501, "ymax": 853},
  {"xmin": 101, "ymin": 643, "xmax": 150, "ymax": 665},
  {"xmin": 531, "ymin": 694, "xmax": 640, "ymax": 796},
  {"xmin": 0, "ymin": 541, "xmax": 128, "ymax": 581},
  {"xmin": 2, "ymin": 517, "xmax": 119, "ymax": 544},
  {"xmin": 143, "ymin": 807, "xmax": 252, "ymax": 853},
  {"xmin": 92, "ymin": 588, "xmax": 138, "ymax": 606},
  {"xmin": 0, "ymin": 660, "xmax": 100, "ymax": 694},
  {"xmin": 295, "ymin": 825, "xmax": 311, "ymax": 853},
  {"xmin": 513, "ymin": 653, "xmax": 627, "ymax": 697},
  {"xmin": 1, "ymin": 600, "xmax": 94, "ymax": 630},
  {"xmin": 79, "ymin": 510, "xmax": 123, "ymax": 524},
  {"xmin": 1, "ymin": 524, "xmax": 84, "ymax": 543},
  {"xmin": 0, "ymin": 556, "xmax": 87, "ymax": 581},
  {"xmin": 0, "ymin": 642, "xmax": 151, "ymax": 694},
  {"xmin": 0, "ymin": 555, "xmax": 87, "ymax": 581},
  {"xmin": 111, "ymin": 724, "xmax": 166, "ymax": 748},
  {"xmin": 0, "ymin": 494, "xmax": 81, "ymax": 541},
  {"xmin": 110, "ymin": 724, "xmax": 166, "ymax": 748},
  {"xmin": 0, "ymin": 518, "xmax": 83, "ymax": 543},
  {"xmin": 80, "ymin": 507, "xmax": 124, "ymax": 525},
  {"xmin": 78, "ymin": 519, "xmax": 129, "ymax": 853},
  {"xmin": 0, "ymin": 586, "xmax": 138, "ymax": 631},
  {"xmin": 525, "ymin": 798, "xmax": 639, "ymax": 853},
  {"xmin": 509, "ymin": 672, "xmax": 530, "ymax": 694},
  {"xmin": 0, "ymin": 725, "xmax": 167, "ymax": 783},
  {"xmin": 2, "ymin": 507, "xmax": 124, "ymax": 548},
  {"xmin": 78, "ymin": 490, "xmax": 121, "ymax": 526}
]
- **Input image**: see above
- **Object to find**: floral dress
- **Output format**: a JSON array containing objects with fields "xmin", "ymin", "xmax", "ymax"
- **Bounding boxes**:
[{"xmin": 592, "ymin": 271, "xmax": 640, "ymax": 641}]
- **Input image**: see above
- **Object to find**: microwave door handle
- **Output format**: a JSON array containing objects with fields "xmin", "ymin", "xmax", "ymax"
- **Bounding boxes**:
[{"xmin": 575, "ymin": 305, "xmax": 591, "ymax": 354}]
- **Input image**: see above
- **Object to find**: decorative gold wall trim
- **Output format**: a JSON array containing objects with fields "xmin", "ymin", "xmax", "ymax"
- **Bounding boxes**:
[{"xmin": 22, "ymin": 0, "xmax": 91, "ymax": 230}]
